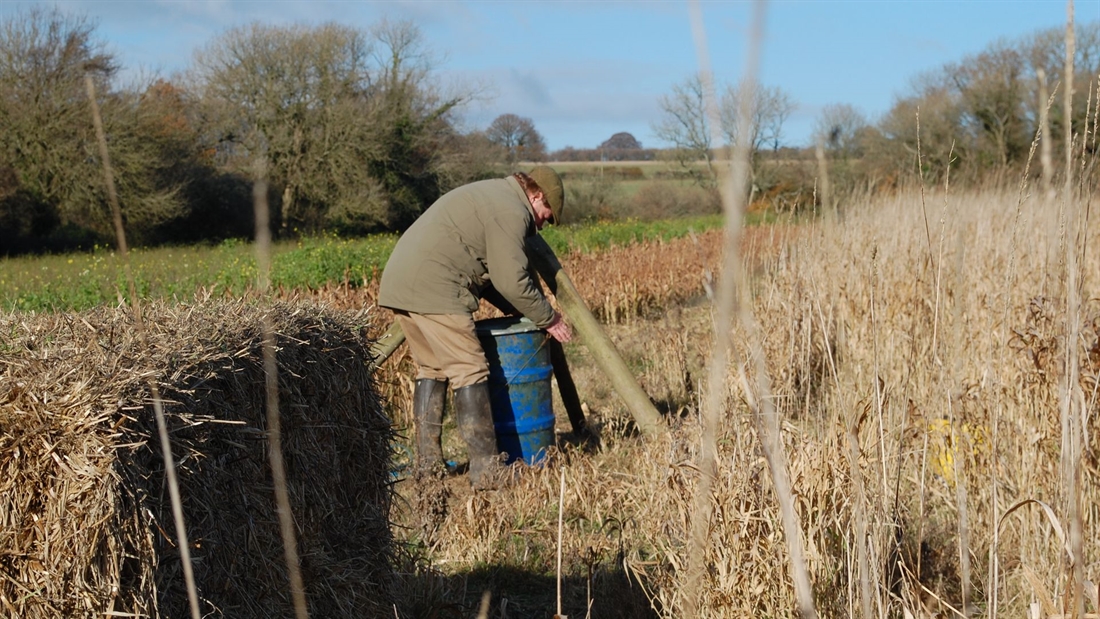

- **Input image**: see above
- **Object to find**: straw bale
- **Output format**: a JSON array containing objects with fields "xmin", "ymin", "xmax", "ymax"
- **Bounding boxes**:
[{"xmin": 0, "ymin": 300, "xmax": 395, "ymax": 618}]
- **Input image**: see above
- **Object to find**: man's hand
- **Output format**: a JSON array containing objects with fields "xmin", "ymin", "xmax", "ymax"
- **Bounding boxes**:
[{"xmin": 546, "ymin": 311, "xmax": 572, "ymax": 343}]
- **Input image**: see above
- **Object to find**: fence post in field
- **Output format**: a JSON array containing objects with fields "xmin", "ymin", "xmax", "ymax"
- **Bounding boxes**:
[{"xmin": 526, "ymin": 235, "xmax": 664, "ymax": 437}]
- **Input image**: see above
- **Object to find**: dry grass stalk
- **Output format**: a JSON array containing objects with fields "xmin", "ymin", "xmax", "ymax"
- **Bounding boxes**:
[
  {"xmin": 1061, "ymin": 3, "xmax": 1088, "ymax": 616},
  {"xmin": 0, "ymin": 301, "xmax": 395, "ymax": 618},
  {"xmin": 916, "ymin": 109, "xmax": 936, "ymax": 273},
  {"xmin": 557, "ymin": 467, "xmax": 567, "ymax": 618},
  {"xmin": 1039, "ymin": 69, "xmax": 1055, "ymax": 203},
  {"xmin": 252, "ymin": 168, "xmax": 309, "ymax": 619},
  {"xmin": 813, "ymin": 142, "xmax": 834, "ymax": 217},
  {"xmin": 988, "ymin": 85, "xmax": 1048, "ymax": 618},
  {"xmin": 687, "ymin": 1, "xmax": 805, "ymax": 615},
  {"xmin": 683, "ymin": 1, "xmax": 731, "ymax": 613},
  {"xmin": 476, "ymin": 590, "xmax": 492, "ymax": 619},
  {"xmin": 845, "ymin": 403, "xmax": 874, "ymax": 619},
  {"xmin": 84, "ymin": 72, "xmax": 202, "ymax": 619}
]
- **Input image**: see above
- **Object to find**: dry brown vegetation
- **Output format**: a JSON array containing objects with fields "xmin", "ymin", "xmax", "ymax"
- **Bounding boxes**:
[
  {"xmin": 1, "ymin": 303, "xmax": 394, "ymax": 618},
  {"xmin": 384, "ymin": 187, "xmax": 1099, "ymax": 618},
  {"xmin": 3, "ymin": 185, "xmax": 1098, "ymax": 618}
]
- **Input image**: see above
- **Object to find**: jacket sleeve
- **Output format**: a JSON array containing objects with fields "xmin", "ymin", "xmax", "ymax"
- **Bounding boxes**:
[{"xmin": 483, "ymin": 212, "xmax": 555, "ymax": 327}]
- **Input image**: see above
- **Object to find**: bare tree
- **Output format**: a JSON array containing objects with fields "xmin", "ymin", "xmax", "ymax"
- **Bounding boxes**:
[
  {"xmin": 949, "ymin": 43, "xmax": 1028, "ymax": 168},
  {"xmin": 362, "ymin": 19, "xmax": 468, "ymax": 230},
  {"xmin": 653, "ymin": 75, "xmax": 795, "ymax": 184},
  {"xmin": 878, "ymin": 71, "xmax": 969, "ymax": 179},
  {"xmin": 812, "ymin": 103, "xmax": 869, "ymax": 158},
  {"xmin": 486, "ymin": 113, "xmax": 547, "ymax": 165},
  {"xmin": 191, "ymin": 19, "xmax": 466, "ymax": 233},
  {"xmin": 190, "ymin": 21, "xmax": 377, "ymax": 231},
  {"xmin": 719, "ymin": 82, "xmax": 794, "ymax": 152},
  {"xmin": 652, "ymin": 75, "xmax": 714, "ymax": 182},
  {"xmin": 0, "ymin": 8, "xmax": 108, "ymax": 238},
  {"xmin": 1021, "ymin": 23, "xmax": 1100, "ymax": 157},
  {"xmin": 874, "ymin": 22, "xmax": 1100, "ymax": 181}
]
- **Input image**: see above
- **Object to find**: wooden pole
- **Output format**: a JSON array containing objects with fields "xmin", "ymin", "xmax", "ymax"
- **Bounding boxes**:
[
  {"xmin": 526, "ymin": 235, "xmax": 664, "ymax": 436},
  {"xmin": 369, "ymin": 321, "xmax": 406, "ymax": 365},
  {"xmin": 549, "ymin": 339, "xmax": 588, "ymax": 435}
]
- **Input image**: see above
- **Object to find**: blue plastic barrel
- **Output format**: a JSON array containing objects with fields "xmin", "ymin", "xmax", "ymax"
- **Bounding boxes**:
[{"xmin": 475, "ymin": 317, "xmax": 555, "ymax": 465}]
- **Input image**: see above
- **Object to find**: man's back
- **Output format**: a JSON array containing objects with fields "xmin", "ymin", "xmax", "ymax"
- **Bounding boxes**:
[{"xmin": 378, "ymin": 176, "xmax": 550, "ymax": 326}]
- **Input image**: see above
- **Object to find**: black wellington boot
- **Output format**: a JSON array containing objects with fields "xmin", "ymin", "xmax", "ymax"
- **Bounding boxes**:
[
  {"xmin": 413, "ymin": 378, "xmax": 447, "ymax": 478},
  {"xmin": 454, "ymin": 382, "xmax": 508, "ymax": 490}
]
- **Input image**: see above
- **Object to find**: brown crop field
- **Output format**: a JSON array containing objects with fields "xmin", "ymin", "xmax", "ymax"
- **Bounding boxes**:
[{"xmin": 3, "ymin": 186, "xmax": 1099, "ymax": 618}]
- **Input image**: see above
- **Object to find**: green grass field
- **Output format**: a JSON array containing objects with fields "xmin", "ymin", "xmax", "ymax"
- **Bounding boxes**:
[{"xmin": 0, "ymin": 216, "xmax": 729, "ymax": 312}]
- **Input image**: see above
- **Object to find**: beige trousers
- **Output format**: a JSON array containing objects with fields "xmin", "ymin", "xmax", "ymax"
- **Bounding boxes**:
[{"xmin": 394, "ymin": 311, "xmax": 489, "ymax": 388}]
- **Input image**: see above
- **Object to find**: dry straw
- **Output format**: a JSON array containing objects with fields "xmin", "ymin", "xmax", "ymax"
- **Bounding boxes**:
[
  {"xmin": 1060, "ymin": 3, "xmax": 1087, "ymax": 616},
  {"xmin": 0, "ymin": 301, "xmax": 395, "ymax": 617}
]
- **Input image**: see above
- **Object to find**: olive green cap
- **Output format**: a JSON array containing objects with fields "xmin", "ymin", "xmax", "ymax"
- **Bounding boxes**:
[{"xmin": 528, "ymin": 165, "xmax": 564, "ymax": 225}]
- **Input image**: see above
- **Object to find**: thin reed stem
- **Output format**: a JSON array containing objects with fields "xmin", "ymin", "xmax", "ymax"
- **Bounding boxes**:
[
  {"xmin": 988, "ymin": 79, "xmax": 1045, "ymax": 619},
  {"xmin": 916, "ymin": 109, "xmax": 937, "ymax": 276},
  {"xmin": 814, "ymin": 142, "xmax": 833, "ymax": 218},
  {"xmin": 1039, "ymin": 69, "xmax": 1055, "ymax": 203},
  {"xmin": 868, "ymin": 243, "xmax": 890, "ymax": 618},
  {"xmin": 253, "ymin": 168, "xmax": 310, "ymax": 619},
  {"xmin": 84, "ymin": 73, "xmax": 203, "ymax": 619},
  {"xmin": 687, "ymin": 1, "xmax": 817, "ymax": 617},
  {"xmin": 845, "ymin": 404, "xmax": 873, "ymax": 619},
  {"xmin": 1060, "ymin": 3, "xmax": 1086, "ymax": 615},
  {"xmin": 557, "ymin": 468, "xmax": 566, "ymax": 618},
  {"xmin": 682, "ymin": 4, "xmax": 730, "ymax": 613},
  {"xmin": 476, "ymin": 591, "xmax": 491, "ymax": 619}
]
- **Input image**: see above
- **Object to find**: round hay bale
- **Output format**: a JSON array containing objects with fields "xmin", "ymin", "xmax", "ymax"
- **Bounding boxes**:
[{"xmin": 0, "ymin": 301, "xmax": 395, "ymax": 618}]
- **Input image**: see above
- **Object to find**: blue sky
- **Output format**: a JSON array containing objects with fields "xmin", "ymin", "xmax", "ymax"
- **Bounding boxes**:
[{"xmin": 5, "ymin": 1, "xmax": 1097, "ymax": 151}]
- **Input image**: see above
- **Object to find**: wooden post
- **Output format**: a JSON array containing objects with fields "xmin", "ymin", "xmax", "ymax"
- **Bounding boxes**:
[
  {"xmin": 549, "ymin": 339, "xmax": 587, "ymax": 435},
  {"xmin": 527, "ymin": 235, "xmax": 664, "ymax": 437},
  {"xmin": 369, "ymin": 321, "xmax": 406, "ymax": 365}
]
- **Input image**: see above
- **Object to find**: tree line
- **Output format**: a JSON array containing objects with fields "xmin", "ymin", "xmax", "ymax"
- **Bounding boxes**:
[
  {"xmin": 2, "ymin": 8, "xmax": 1098, "ymax": 255},
  {"xmin": 0, "ymin": 9, "xmax": 528, "ymax": 255},
  {"xmin": 652, "ymin": 22, "xmax": 1100, "ymax": 206},
  {"xmin": 870, "ymin": 23, "xmax": 1100, "ymax": 182}
]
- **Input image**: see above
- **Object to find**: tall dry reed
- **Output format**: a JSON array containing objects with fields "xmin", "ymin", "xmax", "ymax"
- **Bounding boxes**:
[{"xmin": 397, "ymin": 185, "xmax": 1098, "ymax": 618}]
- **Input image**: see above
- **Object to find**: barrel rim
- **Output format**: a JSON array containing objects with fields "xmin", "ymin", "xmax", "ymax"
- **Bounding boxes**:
[{"xmin": 474, "ymin": 316, "xmax": 544, "ymax": 336}]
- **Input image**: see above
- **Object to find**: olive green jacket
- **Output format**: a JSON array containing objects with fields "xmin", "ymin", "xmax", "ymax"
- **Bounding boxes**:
[{"xmin": 378, "ymin": 176, "xmax": 555, "ymax": 327}]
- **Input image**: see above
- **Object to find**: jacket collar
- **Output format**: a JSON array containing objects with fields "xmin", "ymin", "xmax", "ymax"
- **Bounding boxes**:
[{"xmin": 505, "ymin": 175, "xmax": 537, "ymax": 219}]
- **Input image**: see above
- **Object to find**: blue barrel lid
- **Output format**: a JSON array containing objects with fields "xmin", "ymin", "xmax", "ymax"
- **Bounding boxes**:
[{"xmin": 474, "ymin": 316, "xmax": 544, "ymax": 336}]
